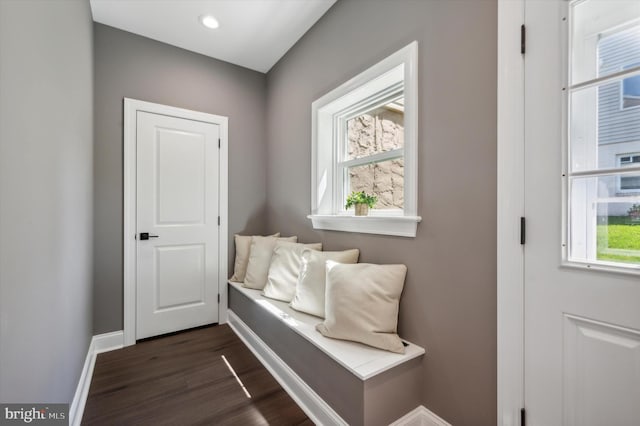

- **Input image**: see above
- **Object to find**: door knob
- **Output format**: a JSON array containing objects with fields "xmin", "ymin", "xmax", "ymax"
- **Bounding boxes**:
[{"xmin": 139, "ymin": 232, "xmax": 159, "ymax": 240}]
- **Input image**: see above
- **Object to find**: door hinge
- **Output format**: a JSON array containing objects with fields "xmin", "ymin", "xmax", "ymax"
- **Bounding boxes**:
[
  {"xmin": 218, "ymin": 294, "xmax": 220, "ymax": 304},
  {"xmin": 521, "ymin": 24, "xmax": 526, "ymax": 54},
  {"xmin": 521, "ymin": 408, "xmax": 526, "ymax": 426},
  {"xmin": 218, "ymin": 138, "xmax": 221, "ymax": 148},
  {"xmin": 520, "ymin": 217, "xmax": 526, "ymax": 245},
  {"xmin": 218, "ymin": 216, "xmax": 220, "ymax": 226}
]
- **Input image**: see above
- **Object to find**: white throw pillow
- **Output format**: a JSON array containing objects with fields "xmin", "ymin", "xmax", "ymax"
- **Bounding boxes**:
[
  {"xmin": 290, "ymin": 249, "xmax": 360, "ymax": 318},
  {"xmin": 316, "ymin": 261, "xmax": 407, "ymax": 354},
  {"xmin": 230, "ymin": 233, "xmax": 279, "ymax": 283},
  {"xmin": 243, "ymin": 235, "xmax": 297, "ymax": 290},
  {"xmin": 262, "ymin": 241, "xmax": 323, "ymax": 302}
]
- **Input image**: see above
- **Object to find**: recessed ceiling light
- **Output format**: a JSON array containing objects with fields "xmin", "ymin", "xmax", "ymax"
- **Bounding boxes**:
[{"xmin": 199, "ymin": 14, "xmax": 219, "ymax": 30}]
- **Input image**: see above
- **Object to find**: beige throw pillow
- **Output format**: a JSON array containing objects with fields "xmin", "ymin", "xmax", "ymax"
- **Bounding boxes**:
[
  {"xmin": 243, "ymin": 235, "xmax": 297, "ymax": 290},
  {"xmin": 262, "ymin": 241, "xmax": 323, "ymax": 302},
  {"xmin": 230, "ymin": 233, "xmax": 280, "ymax": 283},
  {"xmin": 290, "ymin": 249, "xmax": 360, "ymax": 318},
  {"xmin": 316, "ymin": 261, "xmax": 408, "ymax": 354}
]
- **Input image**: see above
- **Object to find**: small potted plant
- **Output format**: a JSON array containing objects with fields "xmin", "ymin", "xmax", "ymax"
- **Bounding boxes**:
[
  {"xmin": 628, "ymin": 204, "xmax": 640, "ymax": 222},
  {"xmin": 345, "ymin": 191, "xmax": 377, "ymax": 216}
]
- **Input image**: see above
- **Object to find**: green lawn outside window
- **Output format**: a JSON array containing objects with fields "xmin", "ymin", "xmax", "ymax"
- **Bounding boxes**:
[{"xmin": 596, "ymin": 216, "xmax": 640, "ymax": 264}]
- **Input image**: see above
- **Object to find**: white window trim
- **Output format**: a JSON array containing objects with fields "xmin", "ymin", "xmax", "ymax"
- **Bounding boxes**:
[{"xmin": 308, "ymin": 41, "xmax": 420, "ymax": 237}]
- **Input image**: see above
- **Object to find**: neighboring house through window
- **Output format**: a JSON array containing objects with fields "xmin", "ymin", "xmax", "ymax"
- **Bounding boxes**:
[
  {"xmin": 596, "ymin": 24, "xmax": 640, "ymax": 210},
  {"xmin": 622, "ymin": 63, "xmax": 640, "ymax": 110},
  {"xmin": 618, "ymin": 153, "xmax": 640, "ymax": 192}
]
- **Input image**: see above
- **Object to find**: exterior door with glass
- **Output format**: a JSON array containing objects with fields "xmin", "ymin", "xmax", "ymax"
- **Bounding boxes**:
[{"xmin": 524, "ymin": 1, "xmax": 640, "ymax": 425}]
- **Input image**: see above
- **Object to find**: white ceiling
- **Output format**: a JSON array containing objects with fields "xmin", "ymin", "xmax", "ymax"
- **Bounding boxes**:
[{"xmin": 90, "ymin": 0, "xmax": 336, "ymax": 73}]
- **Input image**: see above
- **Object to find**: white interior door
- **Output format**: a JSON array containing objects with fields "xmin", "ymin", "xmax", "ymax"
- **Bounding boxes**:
[
  {"xmin": 524, "ymin": 1, "xmax": 640, "ymax": 425},
  {"xmin": 136, "ymin": 111, "xmax": 220, "ymax": 340}
]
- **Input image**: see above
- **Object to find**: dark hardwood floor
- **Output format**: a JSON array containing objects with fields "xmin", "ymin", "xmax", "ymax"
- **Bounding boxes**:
[{"xmin": 82, "ymin": 324, "xmax": 312, "ymax": 425}]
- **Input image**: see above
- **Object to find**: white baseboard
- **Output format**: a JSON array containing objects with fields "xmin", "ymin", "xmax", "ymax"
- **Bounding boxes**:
[
  {"xmin": 93, "ymin": 330, "xmax": 125, "ymax": 354},
  {"xmin": 227, "ymin": 310, "xmax": 347, "ymax": 426},
  {"xmin": 390, "ymin": 405, "xmax": 452, "ymax": 426},
  {"xmin": 69, "ymin": 339, "xmax": 96, "ymax": 426},
  {"xmin": 69, "ymin": 330, "xmax": 124, "ymax": 426}
]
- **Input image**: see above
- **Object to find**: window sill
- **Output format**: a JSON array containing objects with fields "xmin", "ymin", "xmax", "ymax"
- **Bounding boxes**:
[
  {"xmin": 307, "ymin": 214, "xmax": 421, "ymax": 237},
  {"xmin": 561, "ymin": 259, "xmax": 640, "ymax": 277}
]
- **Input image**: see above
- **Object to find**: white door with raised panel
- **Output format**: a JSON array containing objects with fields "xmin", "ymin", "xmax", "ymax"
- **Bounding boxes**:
[
  {"xmin": 524, "ymin": 1, "xmax": 640, "ymax": 425},
  {"xmin": 136, "ymin": 111, "xmax": 219, "ymax": 340}
]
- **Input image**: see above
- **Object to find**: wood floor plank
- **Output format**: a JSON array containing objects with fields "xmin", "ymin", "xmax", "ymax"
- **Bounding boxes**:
[{"xmin": 82, "ymin": 324, "xmax": 311, "ymax": 425}]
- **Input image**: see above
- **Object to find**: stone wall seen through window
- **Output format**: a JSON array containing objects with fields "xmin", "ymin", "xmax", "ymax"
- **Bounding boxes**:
[{"xmin": 346, "ymin": 104, "xmax": 404, "ymax": 209}]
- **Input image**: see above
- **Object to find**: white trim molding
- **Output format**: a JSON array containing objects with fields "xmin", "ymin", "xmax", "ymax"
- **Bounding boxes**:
[
  {"xmin": 69, "ymin": 341, "xmax": 95, "ymax": 426},
  {"xmin": 497, "ymin": 1, "xmax": 525, "ymax": 426},
  {"xmin": 93, "ymin": 330, "xmax": 125, "ymax": 354},
  {"xmin": 69, "ymin": 331, "xmax": 124, "ymax": 426},
  {"xmin": 310, "ymin": 41, "xmax": 420, "ymax": 237},
  {"xmin": 307, "ymin": 214, "xmax": 421, "ymax": 237},
  {"xmin": 123, "ymin": 98, "xmax": 229, "ymax": 347},
  {"xmin": 227, "ymin": 310, "xmax": 347, "ymax": 426},
  {"xmin": 390, "ymin": 406, "xmax": 452, "ymax": 426}
]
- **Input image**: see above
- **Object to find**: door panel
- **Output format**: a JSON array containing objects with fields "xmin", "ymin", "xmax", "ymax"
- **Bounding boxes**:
[
  {"xmin": 524, "ymin": 1, "xmax": 640, "ymax": 425},
  {"xmin": 155, "ymin": 244, "xmax": 205, "ymax": 310},
  {"xmin": 563, "ymin": 315, "xmax": 640, "ymax": 426},
  {"xmin": 156, "ymin": 128, "xmax": 206, "ymax": 225},
  {"xmin": 136, "ymin": 111, "xmax": 219, "ymax": 339}
]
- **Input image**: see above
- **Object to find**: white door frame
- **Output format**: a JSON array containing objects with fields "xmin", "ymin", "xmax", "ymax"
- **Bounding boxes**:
[
  {"xmin": 497, "ymin": 0, "xmax": 525, "ymax": 425},
  {"xmin": 123, "ymin": 98, "xmax": 229, "ymax": 347}
]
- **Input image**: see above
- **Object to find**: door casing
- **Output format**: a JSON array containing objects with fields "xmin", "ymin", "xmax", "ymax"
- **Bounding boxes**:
[
  {"xmin": 497, "ymin": 1, "xmax": 525, "ymax": 425},
  {"xmin": 123, "ymin": 98, "xmax": 229, "ymax": 347}
]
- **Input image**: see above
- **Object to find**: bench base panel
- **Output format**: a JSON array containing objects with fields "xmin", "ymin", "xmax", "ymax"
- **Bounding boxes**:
[
  {"xmin": 228, "ymin": 283, "xmax": 423, "ymax": 426},
  {"xmin": 228, "ymin": 310, "xmax": 347, "ymax": 425}
]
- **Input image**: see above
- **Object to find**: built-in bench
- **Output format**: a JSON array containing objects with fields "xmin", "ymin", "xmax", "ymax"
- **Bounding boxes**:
[{"xmin": 227, "ymin": 281, "xmax": 425, "ymax": 426}]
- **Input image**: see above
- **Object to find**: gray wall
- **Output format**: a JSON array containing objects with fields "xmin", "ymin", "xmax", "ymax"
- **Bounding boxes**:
[
  {"xmin": 265, "ymin": 0, "xmax": 497, "ymax": 424},
  {"xmin": 93, "ymin": 24, "xmax": 268, "ymax": 333},
  {"xmin": 0, "ymin": 0, "xmax": 94, "ymax": 403}
]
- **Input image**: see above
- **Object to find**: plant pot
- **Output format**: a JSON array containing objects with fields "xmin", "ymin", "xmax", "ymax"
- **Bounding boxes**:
[{"xmin": 354, "ymin": 203, "xmax": 369, "ymax": 216}]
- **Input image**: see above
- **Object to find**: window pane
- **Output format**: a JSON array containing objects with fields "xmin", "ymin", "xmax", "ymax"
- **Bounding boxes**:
[
  {"xmin": 571, "ymin": 0, "xmax": 640, "ymax": 85},
  {"xmin": 346, "ymin": 98, "xmax": 404, "ymax": 161},
  {"xmin": 621, "ymin": 175, "xmax": 640, "ymax": 191},
  {"xmin": 569, "ymin": 82, "xmax": 640, "ymax": 172},
  {"xmin": 570, "ymin": 175, "xmax": 640, "ymax": 265},
  {"xmin": 348, "ymin": 158, "xmax": 404, "ymax": 209},
  {"xmin": 622, "ymin": 70, "xmax": 640, "ymax": 109}
]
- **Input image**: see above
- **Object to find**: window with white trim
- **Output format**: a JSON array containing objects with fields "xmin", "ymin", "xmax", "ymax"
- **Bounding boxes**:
[
  {"xmin": 309, "ymin": 42, "xmax": 420, "ymax": 237},
  {"xmin": 567, "ymin": 1, "xmax": 640, "ymax": 268}
]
